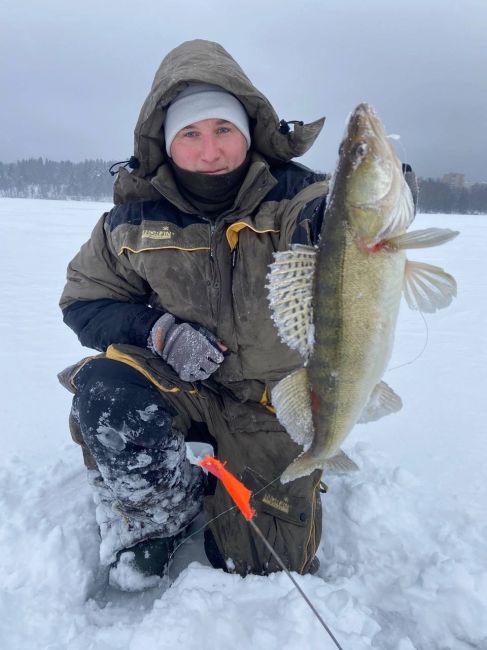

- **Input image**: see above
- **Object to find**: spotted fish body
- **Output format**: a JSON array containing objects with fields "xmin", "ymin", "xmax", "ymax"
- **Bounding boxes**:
[
  {"xmin": 267, "ymin": 103, "xmax": 458, "ymax": 483},
  {"xmin": 310, "ymin": 210, "xmax": 405, "ymax": 461}
]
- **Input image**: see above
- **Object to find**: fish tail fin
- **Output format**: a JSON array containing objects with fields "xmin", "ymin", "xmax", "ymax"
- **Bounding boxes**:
[{"xmin": 280, "ymin": 453, "xmax": 324, "ymax": 484}]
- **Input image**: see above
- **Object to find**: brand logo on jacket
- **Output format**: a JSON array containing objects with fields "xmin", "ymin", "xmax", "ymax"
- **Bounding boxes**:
[
  {"xmin": 261, "ymin": 494, "xmax": 290, "ymax": 514},
  {"xmin": 142, "ymin": 227, "xmax": 172, "ymax": 240}
]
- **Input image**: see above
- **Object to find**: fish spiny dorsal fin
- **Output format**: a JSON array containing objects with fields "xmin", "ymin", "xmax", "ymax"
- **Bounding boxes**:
[
  {"xmin": 387, "ymin": 227, "xmax": 459, "ymax": 251},
  {"xmin": 266, "ymin": 244, "xmax": 316, "ymax": 360},
  {"xmin": 358, "ymin": 381, "xmax": 402, "ymax": 424},
  {"xmin": 271, "ymin": 368, "xmax": 314, "ymax": 450},
  {"xmin": 403, "ymin": 260, "xmax": 457, "ymax": 312}
]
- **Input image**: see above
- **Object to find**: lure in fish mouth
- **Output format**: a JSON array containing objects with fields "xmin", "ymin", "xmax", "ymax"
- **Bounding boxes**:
[{"xmin": 267, "ymin": 102, "xmax": 459, "ymax": 484}]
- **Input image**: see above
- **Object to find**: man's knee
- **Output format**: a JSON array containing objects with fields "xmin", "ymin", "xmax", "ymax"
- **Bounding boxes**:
[{"xmin": 73, "ymin": 358, "xmax": 178, "ymax": 452}]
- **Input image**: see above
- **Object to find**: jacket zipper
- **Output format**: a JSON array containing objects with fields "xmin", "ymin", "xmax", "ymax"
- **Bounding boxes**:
[{"xmin": 206, "ymin": 218, "xmax": 221, "ymax": 325}]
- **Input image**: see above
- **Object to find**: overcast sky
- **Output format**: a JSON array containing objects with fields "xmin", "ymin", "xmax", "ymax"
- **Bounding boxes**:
[{"xmin": 2, "ymin": 0, "xmax": 486, "ymax": 181}]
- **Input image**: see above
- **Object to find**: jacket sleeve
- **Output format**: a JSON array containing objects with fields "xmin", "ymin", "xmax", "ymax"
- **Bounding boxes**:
[
  {"xmin": 275, "ymin": 175, "xmax": 329, "ymax": 250},
  {"xmin": 290, "ymin": 193, "xmax": 327, "ymax": 246},
  {"xmin": 60, "ymin": 212, "xmax": 163, "ymax": 351}
]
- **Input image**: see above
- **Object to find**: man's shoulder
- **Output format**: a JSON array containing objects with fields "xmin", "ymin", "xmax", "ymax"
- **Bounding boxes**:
[
  {"xmin": 106, "ymin": 199, "xmax": 199, "ymax": 232},
  {"xmin": 266, "ymin": 161, "xmax": 328, "ymax": 202}
]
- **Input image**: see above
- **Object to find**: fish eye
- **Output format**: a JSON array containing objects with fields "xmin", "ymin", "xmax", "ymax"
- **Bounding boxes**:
[{"xmin": 353, "ymin": 142, "xmax": 368, "ymax": 157}]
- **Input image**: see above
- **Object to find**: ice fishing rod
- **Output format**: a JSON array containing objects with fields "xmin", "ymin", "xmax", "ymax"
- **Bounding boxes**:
[{"xmin": 198, "ymin": 456, "xmax": 345, "ymax": 650}]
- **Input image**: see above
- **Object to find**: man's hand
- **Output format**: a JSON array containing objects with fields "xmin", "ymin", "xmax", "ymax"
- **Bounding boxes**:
[{"xmin": 148, "ymin": 313, "xmax": 225, "ymax": 382}]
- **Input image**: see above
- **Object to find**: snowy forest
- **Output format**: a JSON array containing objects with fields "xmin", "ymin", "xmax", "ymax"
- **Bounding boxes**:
[{"xmin": 1, "ymin": 158, "xmax": 486, "ymax": 213}]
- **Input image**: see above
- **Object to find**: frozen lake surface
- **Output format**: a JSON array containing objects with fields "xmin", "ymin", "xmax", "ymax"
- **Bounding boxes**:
[{"xmin": 1, "ymin": 198, "xmax": 485, "ymax": 649}]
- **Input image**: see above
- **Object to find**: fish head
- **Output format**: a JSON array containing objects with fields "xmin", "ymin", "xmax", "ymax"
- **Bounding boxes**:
[{"xmin": 334, "ymin": 103, "xmax": 413, "ymax": 245}]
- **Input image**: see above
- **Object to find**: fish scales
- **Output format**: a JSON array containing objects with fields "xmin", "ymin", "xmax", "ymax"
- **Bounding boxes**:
[{"xmin": 310, "ymin": 222, "xmax": 405, "ymax": 461}]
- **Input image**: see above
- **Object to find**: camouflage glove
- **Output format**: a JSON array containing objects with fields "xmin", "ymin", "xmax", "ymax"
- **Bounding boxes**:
[{"xmin": 148, "ymin": 313, "xmax": 224, "ymax": 382}]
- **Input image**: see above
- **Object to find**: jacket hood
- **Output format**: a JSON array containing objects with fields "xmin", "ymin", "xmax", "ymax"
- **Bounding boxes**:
[{"xmin": 113, "ymin": 40, "xmax": 324, "ymax": 203}]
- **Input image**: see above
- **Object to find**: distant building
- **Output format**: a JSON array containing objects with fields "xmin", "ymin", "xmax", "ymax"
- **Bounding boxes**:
[{"xmin": 442, "ymin": 173, "xmax": 465, "ymax": 188}]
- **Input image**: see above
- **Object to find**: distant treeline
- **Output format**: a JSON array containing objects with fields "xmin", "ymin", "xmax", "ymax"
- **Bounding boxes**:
[
  {"xmin": 0, "ymin": 158, "xmax": 116, "ymax": 201},
  {"xmin": 417, "ymin": 178, "xmax": 487, "ymax": 214},
  {"xmin": 1, "ymin": 158, "xmax": 486, "ymax": 213}
]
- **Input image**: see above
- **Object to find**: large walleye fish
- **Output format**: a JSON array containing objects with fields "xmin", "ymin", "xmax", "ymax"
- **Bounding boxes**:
[{"xmin": 267, "ymin": 103, "xmax": 458, "ymax": 484}]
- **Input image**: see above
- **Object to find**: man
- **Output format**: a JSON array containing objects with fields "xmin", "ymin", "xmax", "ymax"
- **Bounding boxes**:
[{"xmin": 60, "ymin": 39, "xmax": 411, "ymax": 590}]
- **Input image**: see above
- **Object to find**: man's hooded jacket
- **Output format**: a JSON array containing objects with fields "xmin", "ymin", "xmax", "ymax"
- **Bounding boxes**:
[{"xmin": 60, "ymin": 39, "xmax": 329, "ymax": 403}]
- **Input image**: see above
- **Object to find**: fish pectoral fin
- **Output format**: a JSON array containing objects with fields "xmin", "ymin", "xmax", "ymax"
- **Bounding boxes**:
[
  {"xmin": 403, "ymin": 260, "xmax": 457, "ymax": 312},
  {"xmin": 387, "ymin": 227, "xmax": 459, "ymax": 250},
  {"xmin": 266, "ymin": 244, "xmax": 316, "ymax": 360},
  {"xmin": 378, "ymin": 179, "xmax": 416, "ymax": 239},
  {"xmin": 358, "ymin": 381, "xmax": 403, "ymax": 423},
  {"xmin": 271, "ymin": 368, "xmax": 314, "ymax": 450},
  {"xmin": 324, "ymin": 450, "xmax": 359, "ymax": 473}
]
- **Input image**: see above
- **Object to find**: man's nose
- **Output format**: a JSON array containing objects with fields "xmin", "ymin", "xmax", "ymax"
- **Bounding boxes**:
[{"xmin": 200, "ymin": 135, "xmax": 220, "ymax": 161}]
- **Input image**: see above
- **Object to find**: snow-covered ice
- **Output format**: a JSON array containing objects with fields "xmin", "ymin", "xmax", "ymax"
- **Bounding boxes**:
[{"xmin": 1, "ymin": 198, "xmax": 486, "ymax": 649}]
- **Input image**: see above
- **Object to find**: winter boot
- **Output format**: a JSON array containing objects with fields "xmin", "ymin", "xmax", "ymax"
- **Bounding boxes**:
[{"xmin": 108, "ymin": 535, "xmax": 181, "ymax": 591}]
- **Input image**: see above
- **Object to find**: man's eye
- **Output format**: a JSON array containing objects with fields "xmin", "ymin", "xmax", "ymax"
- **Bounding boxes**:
[
  {"xmin": 217, "ymin": 126, "xmax": 231, "ymax": 134},
  {"xmin": 183, "ymin": 131, "xmax": 198, "ymax": 138}
]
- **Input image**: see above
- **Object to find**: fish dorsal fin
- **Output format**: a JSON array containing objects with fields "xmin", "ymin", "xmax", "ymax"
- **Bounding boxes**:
[
  {"xmin": 267, "ymin": 244, "xmax": 317, "ymax": 360},
  {"xmin": 358, "ymin": 381, "xmax": 403, "ymax": 424},
  {"xmin": 387, "ymin": 227, "xmax": 459, "ymax": 251},
  {"xmin": 271, "ymin": 368, "xmax": 314, "ymax": 450},
  {"xmin": 403, "ymin": 260, "xmax": 457, "ymax": 312}
]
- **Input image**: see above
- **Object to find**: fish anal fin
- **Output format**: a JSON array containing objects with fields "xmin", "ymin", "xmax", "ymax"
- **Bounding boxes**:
[
  {"xmin": 324, "ymin": 450, "xmax": 359, "ymax": 474},
  {"xmin": 358, "ymin": 381, "xmax": 402, "ymax": 424},
  {"xmin": 280, "ymin": 449, "xmax": 359, "ymax": 484}
]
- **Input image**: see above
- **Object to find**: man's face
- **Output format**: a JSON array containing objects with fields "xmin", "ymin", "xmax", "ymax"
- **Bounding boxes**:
[{"xmin": 169, "ymin": 118, "xmax": 248, "ymax": 174}]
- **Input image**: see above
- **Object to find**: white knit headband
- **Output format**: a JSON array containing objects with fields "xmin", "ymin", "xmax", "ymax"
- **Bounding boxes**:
[{"xmin": 164, "ymin": 83, "xmax": 251, "ymax": 156}]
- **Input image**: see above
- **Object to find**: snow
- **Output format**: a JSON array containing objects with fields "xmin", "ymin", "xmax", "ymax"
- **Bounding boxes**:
[{"xmin": 1, "ymin": 197, "xmax": 486, "ymax": 649}]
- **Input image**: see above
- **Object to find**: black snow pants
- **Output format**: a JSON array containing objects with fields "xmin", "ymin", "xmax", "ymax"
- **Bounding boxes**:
[{"xmin": 62, "ymin": 344, "xmax": 323, "ymax": 576}]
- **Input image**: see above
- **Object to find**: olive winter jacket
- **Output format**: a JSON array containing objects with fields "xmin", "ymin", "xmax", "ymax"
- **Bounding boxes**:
[{"xmin": 60, "ymin": 40, "xmax": 329, "ymax": 402}]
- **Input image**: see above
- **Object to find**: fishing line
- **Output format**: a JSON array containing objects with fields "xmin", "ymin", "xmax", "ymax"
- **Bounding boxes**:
[
  {"xmin": 249, "ymin": 519, "xmax": 344, "ymax": 650},
  {"xmin": 388, "ymin": 309, "xmax": 429, "ymax": 371},
  {"xmin": 167, "ymin": 471, "xmax": 284, "ymax": 572},
  {"xmin": 387, "ymin": 133, "xmax": 409, "ymax": 171},
  {"xmin": 169, "ymin": 465, "xmax": 344, "ymax": 649},
  {"xmin": 167, "ymin": 462, "xmax": 345, "ymax": 646}
]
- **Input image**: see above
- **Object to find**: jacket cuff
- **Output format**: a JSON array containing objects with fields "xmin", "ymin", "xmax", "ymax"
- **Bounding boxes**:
[{"xmin": 132, "ymin": 308, "xmax": 166, "ymax": 348}]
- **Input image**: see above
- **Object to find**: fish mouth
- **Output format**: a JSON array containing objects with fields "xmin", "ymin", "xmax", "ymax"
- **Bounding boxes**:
[
  {"xmin": 342, "ymin": 104, "xmax": 397, "ymax": 208},
  {"xmin": 335, "ymin": 102, "xmax": 412, "ymax": 242}
]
